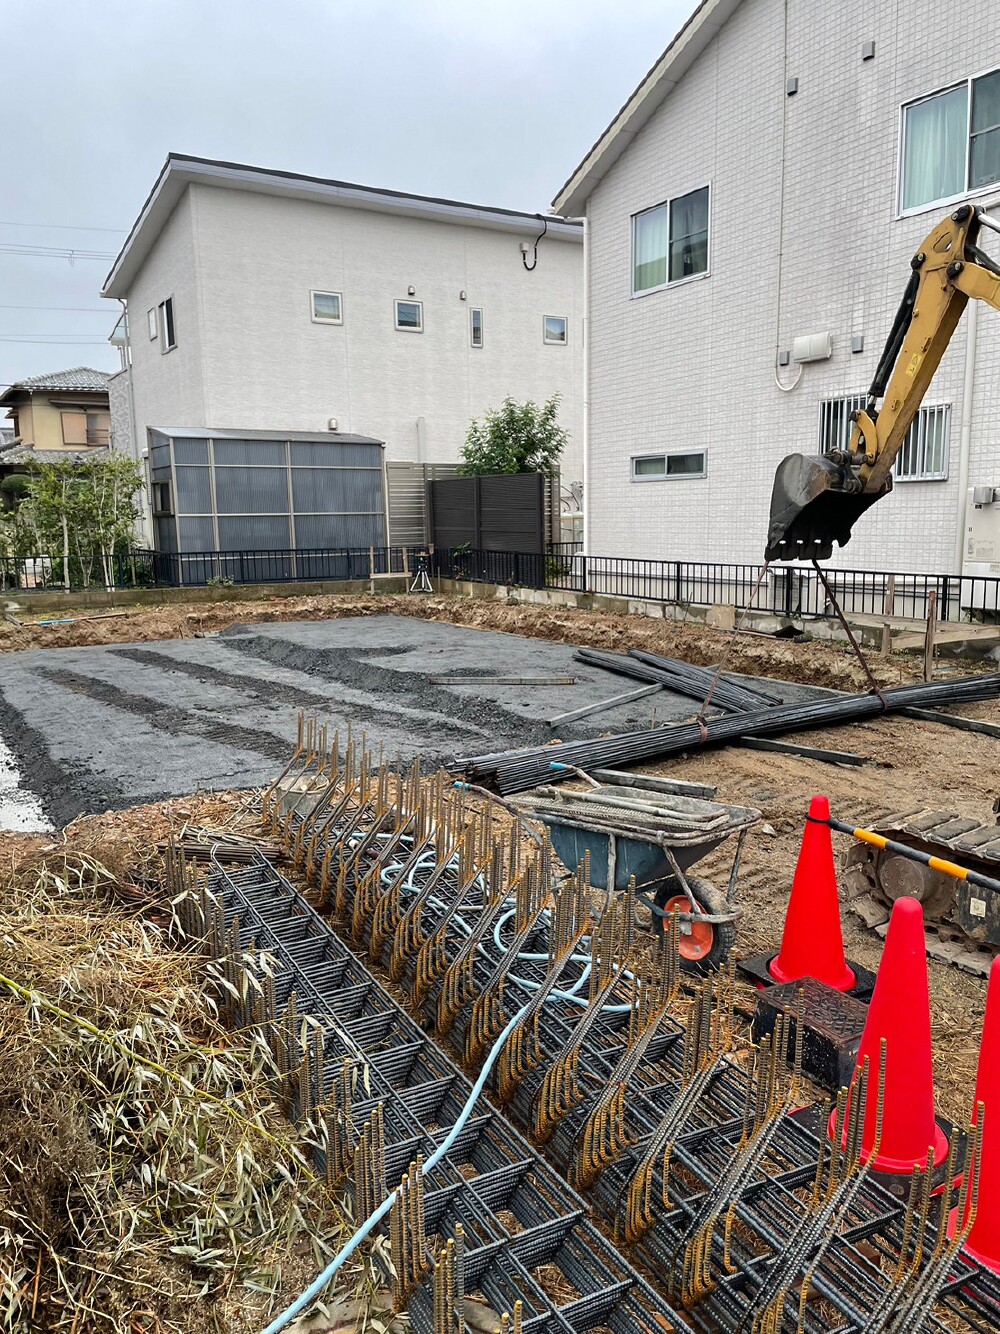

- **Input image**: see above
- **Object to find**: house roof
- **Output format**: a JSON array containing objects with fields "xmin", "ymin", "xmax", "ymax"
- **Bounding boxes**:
[
  {"xmin": 103, "ymin": 154, "xmax": 584, "ymax": 298},
  {"xmin": 0, "ymin": 444, "xmax": 110, "ymax": 467},
  {"xmin": 0, "ymin": 367, "xmax": 111, "ymax": 406},
  {"xmin": 552, "ymin": 0, "xmax": 742, "ymax": 215},
  {"xmin": 150, "ymin": 426, "xmax": 384, "ymax": 446}
]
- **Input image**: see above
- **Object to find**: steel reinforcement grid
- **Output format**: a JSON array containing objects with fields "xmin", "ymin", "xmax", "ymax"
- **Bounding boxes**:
[{"xmin": 173, "ymin": 731, "xmax": 1000, "ymax": 1334}]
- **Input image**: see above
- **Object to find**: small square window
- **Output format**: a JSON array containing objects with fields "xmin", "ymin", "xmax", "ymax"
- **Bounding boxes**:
[
  {"xmin": 147, "ymin": 308, "xmax": 157, "ymax": 340},
  {"xmin": 544, "ymin": 315, "xmax": 567, "ymax": 344},
  {"xmin": 158, "ymin": 298, "xmax": 176, "ymax": 352},
  {"xmin": 151, "ymin": 481, "xmax": 173, "ymax": 515},
  {"xmin": 395, "ymin": 299, "xmax": 423, "ymax": 332},
  {"xmin": 311, "ymin": 290, "xmax": 343, "ymax": 324},
  {"xmin": 470, "ymin": 307, "xmax": 484, "ymax": 348}
]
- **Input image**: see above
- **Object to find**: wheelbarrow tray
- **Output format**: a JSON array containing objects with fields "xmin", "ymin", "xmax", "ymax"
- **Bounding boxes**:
[{"xmin": 510, "ymin": 783, "xmax": 760, "ymax": 893}]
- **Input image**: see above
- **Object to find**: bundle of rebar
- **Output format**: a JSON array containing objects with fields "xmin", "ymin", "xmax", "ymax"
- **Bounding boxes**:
[
  {"xmin": 460, "ymin": 673, "xmax": 1000, "ymax": 794},
  {"xmin": 573, "ymin": 647, "xmax": 782, "ymax": 713}
]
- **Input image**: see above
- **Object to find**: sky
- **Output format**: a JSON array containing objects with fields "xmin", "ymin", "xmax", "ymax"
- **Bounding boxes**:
[{"xmin": 2, "ymin": 0, "xmax": 691, "ymax": 395}]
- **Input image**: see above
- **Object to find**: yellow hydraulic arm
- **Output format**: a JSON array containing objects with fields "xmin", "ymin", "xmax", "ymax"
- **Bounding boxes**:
[{"xmin": 766, "ymin": 203, "xmax": 1000, "ymax": 561}]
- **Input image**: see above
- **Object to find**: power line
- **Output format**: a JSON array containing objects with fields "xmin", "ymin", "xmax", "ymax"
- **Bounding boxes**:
[
  {"xmin": 0, "ymin": 333, "xmax": 113, "ymax": 338},
  {"xmin": 0, "ymin": 303, "xmax": 111, "ymax": 312},
  {"xmin": 0, "ymin": 243, "xmax": 116, "ymax": 260},
  {"xmin": 0, "ymin": 220, "xmax": 124, "ymax": 233}
]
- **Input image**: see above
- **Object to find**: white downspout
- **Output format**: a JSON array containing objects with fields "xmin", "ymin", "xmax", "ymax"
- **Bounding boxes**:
[
  {"xmin": 954, "ymin": 298, "xmax": 978, "ymax": 573},
  {"xmin": 581, "ymin": 216, "xmax": 589, "ymax": 556},
  {"xmin": 118, "ymin": 297, "xmax": 150, "ymax": 547}
]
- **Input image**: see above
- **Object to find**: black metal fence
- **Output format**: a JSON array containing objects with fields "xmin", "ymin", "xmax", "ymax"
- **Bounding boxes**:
[{"xmin": 3, "ymin": 542, "xmax": 1000, "ymax": 626}]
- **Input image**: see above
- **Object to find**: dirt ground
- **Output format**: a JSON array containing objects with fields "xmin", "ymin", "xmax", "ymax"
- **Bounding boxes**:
[
  {"xmin": 4, "ymin": 589, "xmax": 997, "ymax": 1131},
  {"xmin": 0, "ymin": 588, "xmax": 935, "ymax": 689}
]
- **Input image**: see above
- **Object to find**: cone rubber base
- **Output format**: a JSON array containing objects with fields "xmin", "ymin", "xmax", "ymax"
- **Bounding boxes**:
[
  {"xmin": 827, "ymin": 1106, "xmax": 949, "ymax": 1174},
  {"xmin": 768, "ymin": 953, "xmax": 855, "ymax": 992}
]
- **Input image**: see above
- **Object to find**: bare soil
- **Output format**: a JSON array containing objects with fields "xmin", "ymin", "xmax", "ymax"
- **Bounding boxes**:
[
  {"xmin": 0, "ymin": 589, "xmax": 940, "ymax": 690},
  {"xmin": 4, "ymin": 590, "xmax": 995, "ymax": 1128}
]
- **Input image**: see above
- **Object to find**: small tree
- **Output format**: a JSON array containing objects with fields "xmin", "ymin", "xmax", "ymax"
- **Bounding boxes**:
[
  {"xmin": 16, "ymin": 455, "xmax": 144, "ymax": 590},
  {"xmin": 458, "ymin": 394, "xmax": 568, "ymax": 477}
]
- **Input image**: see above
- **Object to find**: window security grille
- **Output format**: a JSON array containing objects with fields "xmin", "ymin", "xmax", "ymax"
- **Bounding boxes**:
[{"xmin": 817, "ymin": 396, "xmax": 950, "ymax": 481}]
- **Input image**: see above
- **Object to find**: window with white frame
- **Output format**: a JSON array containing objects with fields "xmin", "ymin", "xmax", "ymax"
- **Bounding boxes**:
[
  {"xmin": 631, "ymin": 450, "xmax": 707, "ymax": 480},
  {"xmin": 147, "ymin": 308, "xmax": 157, "ymax": 340},
  {"xmin": 311, "ymin": 290, "xmax": 343, "ymax": 323},
  {"xmin": 632, "ymin": 185, "xmax": 710, "ymax": 294},
  {"xmin": 395, "ymin": 299, "xmax": 423, "ymax": 332},
  {"xmin": 818, "ymin": 396, "xmax": 951, "ymax": 481},
  {"xmin": 900, "ymin": 69, "xmax": 1000, "ymax": 212},
  {"xmin": 543, "ymin": 315, "xmax": 567, "ymax": 344},
  {"xmin": 158, "ymin": 298, "xmax": 176, "ymax": 351},
  {"xmin": 470, "ymin": 307, "xmax": 483, "ymax": 347}
]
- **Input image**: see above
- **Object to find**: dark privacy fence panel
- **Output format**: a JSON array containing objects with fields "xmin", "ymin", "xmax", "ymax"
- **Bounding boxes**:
[{"xmin": 429, "ymin": 472, "xmax": 545, "ymax": 555}]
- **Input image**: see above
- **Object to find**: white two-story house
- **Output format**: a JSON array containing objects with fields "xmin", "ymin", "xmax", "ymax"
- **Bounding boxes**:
[
  {"xmin": 554, "ymin": 0, "xmax": 1000, "ymax": 576},
  {"xmin": 103, "ymin": 154, "xmax": 583, "ymax": 551}
]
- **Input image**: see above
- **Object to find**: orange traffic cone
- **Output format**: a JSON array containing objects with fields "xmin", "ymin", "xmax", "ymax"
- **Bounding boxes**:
[
  {"xmin": 769, "ymin": 795, "xmax": 855, "ymax": 991},
  {"xmin": 830, "ymin": 896, "xmax": 948, "ymax": 1173},
  {"xmin": 950, "ymin": 956, "xmax": 1000, "ymax": 1269}
]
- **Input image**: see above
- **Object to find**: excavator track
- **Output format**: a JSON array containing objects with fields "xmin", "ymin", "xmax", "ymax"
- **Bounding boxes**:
[{"xmin": 841, "ymin": 807, "xmax": 1000, "ymax": 977}]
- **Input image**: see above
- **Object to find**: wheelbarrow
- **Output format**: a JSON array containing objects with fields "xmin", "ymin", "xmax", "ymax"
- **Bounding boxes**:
[{"xmin": 509, "ymin": 768, "xmax": 761, "ymax": 972}]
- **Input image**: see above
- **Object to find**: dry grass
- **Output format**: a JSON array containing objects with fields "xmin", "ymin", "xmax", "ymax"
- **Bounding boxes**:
[{"xmin": 0, "ymin": 815, "xmax": 352, "ymax": 1334}]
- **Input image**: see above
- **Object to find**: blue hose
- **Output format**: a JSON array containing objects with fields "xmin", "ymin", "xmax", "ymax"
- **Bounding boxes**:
[
  {"xmin": 259, "ymin": 999, "xmax": 534, "ymax": 1334},
  {"xmin": 259, "ymin": 831, "xmax": 629, "ymax": 1332}
]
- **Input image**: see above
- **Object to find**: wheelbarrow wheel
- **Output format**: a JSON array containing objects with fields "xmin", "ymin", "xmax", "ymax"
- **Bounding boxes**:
[{"xmin": 653, "ymin": 876, "xmax": 736, "ymax": 975}]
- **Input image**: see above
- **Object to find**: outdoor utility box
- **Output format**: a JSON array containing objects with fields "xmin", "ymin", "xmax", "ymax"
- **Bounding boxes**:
[
  {"xmin": 791, "ymin": 331, "xmax": 833, "ymax": 363},
  {"xmin": 963, "ymin": 485, "xmax": 1000, "ymax": 612}
]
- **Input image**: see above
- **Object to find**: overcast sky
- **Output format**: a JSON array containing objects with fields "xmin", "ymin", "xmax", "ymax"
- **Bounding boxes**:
[{"xmin": 2, "ymin": 0, "xmax": 690, "ymax": 393}]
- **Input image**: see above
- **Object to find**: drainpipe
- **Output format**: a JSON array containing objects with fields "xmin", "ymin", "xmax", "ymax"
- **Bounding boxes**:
[
  {"xmin": 118, "ymin": 297, "xmax": 149, "ymax": 546},
  {"xmin": 954, "ymin": 298, "xmax": 978, "ymax": 573},
  {"xmin": 581, "ymin": 216, "xmax": 589, "ymax": 557}
]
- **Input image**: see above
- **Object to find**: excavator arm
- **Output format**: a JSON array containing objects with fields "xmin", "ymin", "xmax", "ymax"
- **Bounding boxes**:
[{"xmin": 766, "ymin": 204, "xmax": 1000, "ymax": 561}]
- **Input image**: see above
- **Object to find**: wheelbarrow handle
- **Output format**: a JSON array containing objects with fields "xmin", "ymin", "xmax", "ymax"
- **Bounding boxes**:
[{"xmin": 635, "ymin": 890, "xmax": 743, "ymax": 926}]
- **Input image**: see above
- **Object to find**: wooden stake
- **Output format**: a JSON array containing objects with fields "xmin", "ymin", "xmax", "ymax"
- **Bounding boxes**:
[
  {"xmin": 924, "ymin": 589, "xmax": 938, "ymax": 681},
  {"xmin": 881, "ymin": 574, "xmax": 896, "ymax": 656}
]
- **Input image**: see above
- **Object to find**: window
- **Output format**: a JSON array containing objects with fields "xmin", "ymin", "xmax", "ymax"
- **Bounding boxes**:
[
  {"xmin": 470, "ymin": 307, "xmax": 483, "ymax": 348},
  {"xmin": 147, "ymin": 308, "xmax": 157, "ymax": 340},
  {"xmin": 543, "ymin": 315, "xmax": 567, "ymax": 344},
  {"xmin": 632, "ymin": 185, "xmax": 710, "ymax": 294},
  {"xmin": 151, "ymin": 481, "xmax": 173, "ymax": 515},
  {"xmin": 395, "ymin": 299, "xmax": 423, "ymax": 332},
  {"xmin": 158, "ymin": 298, "xmax": 176, "ymax": 351},
  {"xmin": 896, "ymin": 403, "xmax": 951, "ymax": 480},
  {"xmin": 60, "ymin": 411, "xmax": 110, "ymax": 447},
  {"xmin": 900, "ymin": 69, "xmax": 1000, "ymax": 212},
  {"xmin": 818, "ymin": 396, "xmax": 951, "ymax": 481},
  {"xmin": 311, "ymin": 290, "xmax": 343, "ymax": 324},
  {"xmin": 631, "ymin": 451, "xmax": 707, "ymax": 480}
]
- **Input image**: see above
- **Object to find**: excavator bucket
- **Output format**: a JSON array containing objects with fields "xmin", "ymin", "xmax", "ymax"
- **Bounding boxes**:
[{"xmin": 764, "ymin": 453, "xmax": 888, "ymax": 562}]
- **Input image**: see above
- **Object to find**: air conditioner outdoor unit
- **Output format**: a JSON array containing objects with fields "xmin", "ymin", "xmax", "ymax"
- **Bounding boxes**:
[{"xmin": 962, "ymin": 485, "xmax": 1000, "ymax": 612}]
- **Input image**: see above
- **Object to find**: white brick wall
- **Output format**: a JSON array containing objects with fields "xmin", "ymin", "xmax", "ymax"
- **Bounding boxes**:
[
  {"xmin": 119, "ymin": 182, "xmax": 583, "ymax": 484},
  {"xmin": 584, "ymin": 0, "xmax": 1000, "ymax": 574},
  {"xmin": 123, "ymin": 189, "xmax": 207, "ymax": 457}
]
